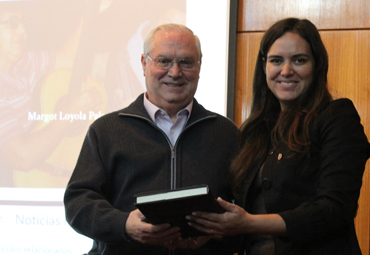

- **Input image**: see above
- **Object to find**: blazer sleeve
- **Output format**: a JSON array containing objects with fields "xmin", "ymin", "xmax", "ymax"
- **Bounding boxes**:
[{"xmin": 279, "ymin": 98, "xmax": 370, "ymax": 245}]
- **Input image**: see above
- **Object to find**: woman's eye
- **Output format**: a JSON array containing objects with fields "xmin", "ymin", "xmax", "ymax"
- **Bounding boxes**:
[
  {"xmin": 269, "ymin": 58, "xmax": 282, "ymax": 64},
  {"xmin": 294, "ymin": 58, "xmax": 308, "ymax": 64}
]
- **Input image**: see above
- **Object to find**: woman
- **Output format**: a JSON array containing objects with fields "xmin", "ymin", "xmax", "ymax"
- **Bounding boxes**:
[{"xmin": 186, "ymin": 18, "xmax": 370, "ymax": 254}]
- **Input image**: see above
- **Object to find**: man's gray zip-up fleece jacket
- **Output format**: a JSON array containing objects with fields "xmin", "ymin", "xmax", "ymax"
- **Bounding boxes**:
[{"xmin": 64, "ymin": 93, "xmax": 239, "ymax": 255}]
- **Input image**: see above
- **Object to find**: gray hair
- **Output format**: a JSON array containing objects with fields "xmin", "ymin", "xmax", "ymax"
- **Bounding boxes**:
[{"xmin": 143, "ymin": 23, "xmax": 202, "ymax": 59}]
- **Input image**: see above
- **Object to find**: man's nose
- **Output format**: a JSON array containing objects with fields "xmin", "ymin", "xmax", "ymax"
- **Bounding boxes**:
[{"xmin": 168, "ymin": 62, "xmax": 182, "ymax": 77}]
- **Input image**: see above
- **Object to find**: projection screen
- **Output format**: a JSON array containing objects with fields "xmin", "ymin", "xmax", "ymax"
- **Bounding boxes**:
[{"xmin": 0, "ymin": 0, "xmax": 236, "ymax": 253}]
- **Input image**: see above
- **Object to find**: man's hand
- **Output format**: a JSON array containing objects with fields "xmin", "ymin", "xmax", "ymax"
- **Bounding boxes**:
[{"xmin": 125, "ymin": 209, "xmax": 181, "ymax": 245}]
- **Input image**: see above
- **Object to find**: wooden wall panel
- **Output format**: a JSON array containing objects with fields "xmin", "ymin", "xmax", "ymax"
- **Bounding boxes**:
[
  {"xmin": 234, "ymin": 29, "xmax": 370, "ymax": 255},
  {"xmin": 322, "ymin": 30, "xmax": 370, "ymax": 254},
  {"xmin": 238, "ymin": 0, "xmax": 370, "ymax": 31},
  {"xmin": 234, "ymin": 32, "xmax": 263, "ymax": 126}
]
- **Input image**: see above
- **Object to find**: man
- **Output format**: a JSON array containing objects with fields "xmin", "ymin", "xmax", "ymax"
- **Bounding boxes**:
[{"xmin": 64, "ymin": 23, "xmax": 238, "ymax": 255}]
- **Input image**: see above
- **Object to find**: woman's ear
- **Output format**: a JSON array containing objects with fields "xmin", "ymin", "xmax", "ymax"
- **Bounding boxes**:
[{"xmin": 262, "ymin": 57, "xmax": 266, "ymax": 74}]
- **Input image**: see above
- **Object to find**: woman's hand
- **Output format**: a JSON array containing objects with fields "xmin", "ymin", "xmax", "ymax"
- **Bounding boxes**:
[
  {"xmin": 186, "ymin": 197, "xmax": 249, "ymax": 236},
  {"xmin": 186, "ymin": 197, "xmax": 288, "ymax": 237}
]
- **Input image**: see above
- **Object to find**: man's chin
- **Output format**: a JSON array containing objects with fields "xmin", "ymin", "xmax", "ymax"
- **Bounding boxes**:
[{"xmin": 164, "ymin": 96, "xmax": 192, "ymax": 106}]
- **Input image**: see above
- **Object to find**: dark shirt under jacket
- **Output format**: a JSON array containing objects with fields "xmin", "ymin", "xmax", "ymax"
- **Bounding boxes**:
[{"xmin": 238, "ymin": 98, "xmax": 370, "ymax": 255}]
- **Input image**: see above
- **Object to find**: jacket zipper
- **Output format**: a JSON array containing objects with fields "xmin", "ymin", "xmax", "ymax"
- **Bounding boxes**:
[
  {"xmin": 119, "ymin": 113, "xmax": 216, "ymax": 255},
  {"xmin": 119, "ymin": 113, "xmax": 216, "ymax": 191},
  {"xmin": 171, "ymin": 146, "xmax": 176, "ymax": 189}
]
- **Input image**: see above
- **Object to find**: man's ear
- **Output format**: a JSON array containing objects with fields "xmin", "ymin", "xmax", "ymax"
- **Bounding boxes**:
[{"xmin": 141, "ymin": 54, "xmax": 146, "ymax": 76}]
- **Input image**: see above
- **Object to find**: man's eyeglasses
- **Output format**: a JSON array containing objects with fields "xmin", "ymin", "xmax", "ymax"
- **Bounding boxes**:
[
  {"xmin": 146, "ymin": 55, "xmax": 200, "ymax": 71},
  {"xmin": 0, "ymin": 16, "xmax": 22, "ymax": 30}
]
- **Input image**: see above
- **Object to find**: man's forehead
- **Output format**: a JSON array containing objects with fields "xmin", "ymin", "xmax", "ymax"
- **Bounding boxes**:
[
  {"xmin": 151, "ymin": 31, "xmax": 197, "ymax": 56},
  {"xmin": 155, "ymin": 29, "xmax": 191, "ymax": 39}
]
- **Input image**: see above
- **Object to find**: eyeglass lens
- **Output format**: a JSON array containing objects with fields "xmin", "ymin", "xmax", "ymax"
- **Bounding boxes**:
[{"xmin": 149, "ymin": 56, "xmax": 197, "ymax": 70}]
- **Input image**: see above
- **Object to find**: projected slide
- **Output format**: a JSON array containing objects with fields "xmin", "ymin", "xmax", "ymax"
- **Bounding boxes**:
[{"xmin": 0, "ymin": 0, "xmax": 231, "ymax": 254}]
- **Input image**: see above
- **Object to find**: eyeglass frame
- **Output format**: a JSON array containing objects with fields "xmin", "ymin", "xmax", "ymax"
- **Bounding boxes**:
[{"xmin": 145, "ymin": 54, "xmax": 200, "ymax": 71}]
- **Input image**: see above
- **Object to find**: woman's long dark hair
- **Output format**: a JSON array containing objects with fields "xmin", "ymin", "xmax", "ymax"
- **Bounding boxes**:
[{"xmin": 230, "ymin": 18, "xmax": 332, "ymax": 196}]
